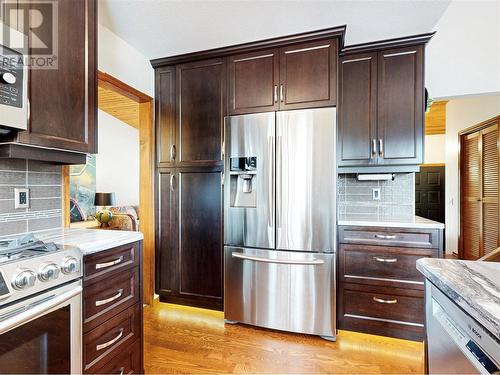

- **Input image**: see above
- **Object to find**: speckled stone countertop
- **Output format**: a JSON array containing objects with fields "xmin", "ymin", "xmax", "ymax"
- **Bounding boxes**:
[
  {"xmin": 417, "ymin": 258, "xmax": 500, "ymax": 340},
  {"xmin": 36, "ymin": 228, "xmax": 143, "ymax": 255},
  {"xmin": 338, "ymin": 214, "xmax": 445, "ymax": 229}
]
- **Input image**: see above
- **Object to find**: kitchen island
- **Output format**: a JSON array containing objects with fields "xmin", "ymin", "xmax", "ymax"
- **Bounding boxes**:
[{"xmin": 417, "ymin": 258, "xmax": 500, "ymax": 374}]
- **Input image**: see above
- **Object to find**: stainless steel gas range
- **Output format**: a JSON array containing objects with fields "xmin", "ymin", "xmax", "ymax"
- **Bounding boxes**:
[{"xmin": 0, "ymin": 233, "xmax": 83, "ymax": 374}]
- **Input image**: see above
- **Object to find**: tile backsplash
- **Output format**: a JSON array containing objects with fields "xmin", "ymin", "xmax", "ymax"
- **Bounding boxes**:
[
  {"xmin": 338, "ymin": 173, "xmax": 415, "ymax": 219},
  {"xmin": 0, "ymin": 159, "xmax": 62, "ymax": 236}
]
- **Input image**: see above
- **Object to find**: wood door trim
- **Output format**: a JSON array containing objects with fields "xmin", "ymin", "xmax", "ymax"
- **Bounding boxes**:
[
  {"xmin": 459, "ymin": 115, "xmax": 500, "ymax": 136},
  {"xmin": 98, "ymin": 71, "xmax": 153, "ymax": 103},
  {"xmin": 64, "ymin": 73, "xmax": 155, "ymax": 305}
]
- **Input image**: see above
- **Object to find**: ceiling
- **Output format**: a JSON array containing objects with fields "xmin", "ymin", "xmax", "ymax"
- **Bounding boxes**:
[{"xmin": 98, "ymin": 0, "xmax": 451, "ymax": 60}]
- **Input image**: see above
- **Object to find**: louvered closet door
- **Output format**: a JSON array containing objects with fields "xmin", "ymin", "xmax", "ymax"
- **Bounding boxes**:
[
  {"xmin": 461, "ymin": 132, "xmax": 481, "ymax": 259},
  {"xmin": 481, "ymin": 124, "xmax": 500, "ymax": 257}
]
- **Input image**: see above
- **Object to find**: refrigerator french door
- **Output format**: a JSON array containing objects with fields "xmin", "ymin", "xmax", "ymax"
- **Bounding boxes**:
[{"xmin": 224, "ymin": 108, "xmax": 336, "ymax": 339}]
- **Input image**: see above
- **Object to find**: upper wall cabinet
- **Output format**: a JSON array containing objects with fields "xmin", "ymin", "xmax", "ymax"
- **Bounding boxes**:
[
  {"xmin": 6, "ymin": 0, "xmax": 97, "ymax": 155},
  {"xmin": 338, "ymin": 35, "xmax": 432, "ymax": 171},
  {"xmin": 229, "ymin": 49, "xmax": 279, "ymax": 114},
  {"xmin": 156, "ymin": 66, "xmax": 176, "ymax": 167},
  {"xmin": 280, "ymin": 39, "xmax": 337, "ymax": 110},
  {"xmin": 176, "ymin": 58, "xmax": 226, "ymax": 167},
  {"xmin": 228, "ymin": 39, "xmax": 338, "ymax": 115}
]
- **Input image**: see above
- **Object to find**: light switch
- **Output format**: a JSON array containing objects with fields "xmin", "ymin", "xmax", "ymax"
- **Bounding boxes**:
[
  {"xmin": 372, "ymin": 188, "xmax": 381, "ymax": 201},
  {"xmin": 14, "ymin": 188, "xmax": 29, "ymax": 209}
]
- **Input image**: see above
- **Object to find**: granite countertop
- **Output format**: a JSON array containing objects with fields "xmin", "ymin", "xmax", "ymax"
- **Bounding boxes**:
[
  {"xmin": 337, "ymin": 214, "xmax": 445, "ymax": 229},
  {"xmin": 417, "ymin": 258, "xmax": 500, "ymax": 341},
  {"xmin": 36, "ymin": 228, "xmax": 144, "ymax": 255}
]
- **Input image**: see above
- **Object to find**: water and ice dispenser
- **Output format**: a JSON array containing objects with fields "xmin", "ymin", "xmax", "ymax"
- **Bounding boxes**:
[{"xmin": 229, "ymin": 156, "xmax": 257, "ymax": 208}]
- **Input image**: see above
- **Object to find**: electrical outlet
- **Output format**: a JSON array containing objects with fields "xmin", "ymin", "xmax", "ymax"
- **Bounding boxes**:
[
  {"xmin": 372, "ymin": 188, "xmax": 381, "ymax": 201},
  {"xmin": 14, "ymin": 188, "xmax": 29, "ymax": 209}
]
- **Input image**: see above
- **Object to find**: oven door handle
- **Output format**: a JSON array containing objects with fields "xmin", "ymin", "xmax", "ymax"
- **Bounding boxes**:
[{"xmin": 0, "ymin": 286, "xmax": 82, "ymax": 335}]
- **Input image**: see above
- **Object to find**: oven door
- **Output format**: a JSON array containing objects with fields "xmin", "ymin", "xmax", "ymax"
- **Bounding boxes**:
[{"xmin": 0, "ymin": 280, "xmax": 82, "ymax": 374}]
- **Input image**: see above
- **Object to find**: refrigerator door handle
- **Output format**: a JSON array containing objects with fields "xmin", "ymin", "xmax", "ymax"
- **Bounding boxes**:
[
  {"xmin": 231, "ymin": 252, "xmax": 325, "ymax": 265},
  {"xmin": 276, "ymin": 134, "xmax": 282, "ymax": 229},
  {"xmin": 268, "ymin": 135, "xmax": 274, "ymax": 228}
]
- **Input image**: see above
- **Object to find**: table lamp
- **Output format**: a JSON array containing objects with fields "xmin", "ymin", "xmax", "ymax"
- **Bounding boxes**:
[{"xmin": 94, "ymin": 192, "xmax": 116, "ymax": 227}]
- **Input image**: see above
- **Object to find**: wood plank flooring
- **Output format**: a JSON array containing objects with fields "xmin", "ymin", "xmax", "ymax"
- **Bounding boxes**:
[{"xmin": 144, "ymin": 302, "xmax": 424, "ymax": 374}]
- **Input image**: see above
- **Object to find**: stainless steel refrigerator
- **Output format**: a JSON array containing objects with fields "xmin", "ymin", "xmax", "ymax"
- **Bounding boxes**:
[{"xmin": 223, "ymin": 107, "xmax": 336, "ymax": 340}]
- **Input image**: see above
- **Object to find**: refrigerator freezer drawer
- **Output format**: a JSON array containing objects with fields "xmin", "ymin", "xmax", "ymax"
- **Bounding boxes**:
[{"xmin": 224, "ymin": 246, "xmax": 336, "ymax": 338}]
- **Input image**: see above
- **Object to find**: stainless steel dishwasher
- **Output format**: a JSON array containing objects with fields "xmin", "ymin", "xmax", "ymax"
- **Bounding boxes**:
[{"xmin": 425, "ymin": 282, "xmax": 499, "ymax": 374}]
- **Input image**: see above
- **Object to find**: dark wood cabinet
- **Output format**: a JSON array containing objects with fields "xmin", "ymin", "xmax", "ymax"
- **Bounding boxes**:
[
  {"xmin": 229, "ymin": 49, "xmax": 279, "ymax": 115},
  {"xmin": 176, "ymin": 58, "xmax": 225, "ymax": 167},
  {"xmin": 228, "ymin": 39, "xmax": 337, "ymax": 114},
  {"xmin": 337, "ymin": 225, "xmax": 443, "ymax": 341},
  {"xmin": 338, "ymin": 52, "xmax": 377, "ymax": 166},
  {"xmin": 338, "ymin": 38, "xmax": 430, "ymax": 170},
  {"xmin": 156, "ymin": 169, "xmax": 223, "ymax": 310},
  {"xmin": 377, "ymin": 46, "xmax": 424, "ymax": 165},
  {"xmin": 83, "ymin": 241, "xmax": 143, "ymax": 374},
  {"xmin": 155, "ymin": 59, "xmax": 225, "ymax": 310},
  {"xmin": 18, "ymin": 0, "xmax": 97, "ymax": 153},
  {"xmin": 156, "ymin": 66, "xmax": 176, "ymax": 167},
  {"xmin": 0, "ymin": 0, "xmax": 97, "ymax": 161},
  {"xmin": 280, "ymin": 39, "xmax": 337, "ymax": 110}
]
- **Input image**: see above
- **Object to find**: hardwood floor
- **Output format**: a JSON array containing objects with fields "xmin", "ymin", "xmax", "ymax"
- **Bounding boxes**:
[{"xmin": 144, "ymin": 302, "xmax": 424, "ymax": 374}]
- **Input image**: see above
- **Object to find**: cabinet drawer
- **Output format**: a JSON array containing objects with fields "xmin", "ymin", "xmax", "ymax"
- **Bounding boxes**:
[
  {"xmin": 340, "ymin": 244, "xmax": 431, "ymax": 286},
  {"xmin": 84, "ymin": 304, "xmax": 141, "ymax": 372},
  {"xmin": 91, "ymin": 340, "xmax": 142, "ymax": 374},
  {"xmin": 84, "ymin": 267, "xmax": 139, "ymax": 331},
  {"xmin": 338, "ymin": 283, "xmax": 424, "ymax": 341},
  {"xmin": 343, "ymin": 288, "xmax": 423, "ymax": 325},
  {"xmin": 84, "ymin": 242, "xmax": 140, "ymax": 283},
  {"xmin": 338, "ymin": 226, "xmax": 439, "ymax": 249}
]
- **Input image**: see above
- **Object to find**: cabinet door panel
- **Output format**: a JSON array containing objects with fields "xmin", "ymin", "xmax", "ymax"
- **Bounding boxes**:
[
  {"xmin": 280, "ymin": 39, "xmax": 337, "ymax": 110},
  {"xmin": 176, "ymin": 58, "xmax": 225, "ymax": 166},
  {"xmin": 377, "ymin": 46, "xmax": 423, "ymax": 165},
  {"xmin": 178, "ymin": 171, "xmax": 222, "ymax": 305},
  {"xmin": 229, "ymin": 49, "xmax": 279, "ymax": 115},
  {"xmin": 156, "ymin": 171, "xmax": 178, "ymax": 296},
  {"xmin": 17, "ymin": 0, "xmax": 97, "ymax": 153},
  {"xmin": 156, "ymin": 67, "xmax": 176, "ymax": 167},
  {"xmin": 338, "ymin": 53, "xmax": 377, "ymax": 166}
]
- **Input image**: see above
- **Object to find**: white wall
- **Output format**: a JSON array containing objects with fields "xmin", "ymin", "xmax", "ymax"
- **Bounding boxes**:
[
  {"xmin": 98, "ymin": 23, "xmax": 154, "ymax": 96},
  {"xmin": 445, "ymin": 94, "xmax": 500, "ymax": 253},
  {"xmin": 424, "ymin": 134, "xmax": 446, "ymax": 164},
  {"xmin": 96, "ymin": 110, "xmax": 140, "ymax": 206},
  {"xmin": 426, "ymin": 0, "xmax": 500, "ymax": 99}
]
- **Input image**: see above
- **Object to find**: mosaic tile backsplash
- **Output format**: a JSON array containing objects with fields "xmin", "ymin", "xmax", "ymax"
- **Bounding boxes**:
[
  {"xmin": 338, "ymin": 173, "xmax": 415, "ymax": 219},
  {"xmin": 0, "ymin": 159, "xmax": 62, "ymax": 236}
]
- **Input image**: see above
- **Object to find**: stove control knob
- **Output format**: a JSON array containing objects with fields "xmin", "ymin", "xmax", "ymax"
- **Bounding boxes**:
[
  {"xmin": 38, "ymin": 263, "xmax": 60, "ymax": 282},
  {"xmin": 1, "ymin": 72, "xmax": 16, "ymax": 85},
  {"xmin": 61, "ymin": 257, "xmax": 79, "ymax": 275},
  {"xmin": 12, "ymin": 269, "xmax": 37, "ymax": 290}
]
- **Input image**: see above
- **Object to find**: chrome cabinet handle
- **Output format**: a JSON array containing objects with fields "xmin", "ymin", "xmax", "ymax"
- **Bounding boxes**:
[
  {"xmin": 373, "ymin": 297, "xmax": 398, "ymax": 304},
  {"xmin": 95, "ymin": 288, "xmax": 124, "ymax": 307},
  {"xmin": 379, "ymin": 139, "xmax": 383, "ymax": 156},
  {"xmin": 280, "ymin": 84, "xmax": 284, "ymax": 102},
  {"xmin": 372, "ymin": 139, "xmax": 377, "ymax": 157},
  {"xmin": 95, "ymin": 256, "xmax": 124, "ymax": 270},
  {"xmin": 170, "ymin": 144, "xmax": 176, "ymax": 161},
  {"xmin": 374, "ymin": 234, "xmax": 396, "ymax": 240},
  {"xmin": 170, "ymin": 174, "xmax": 175, "ymax": 192},
  {"xmin": 232, "ymin": 252, "xmax": 324, "ymax": 265},
  {"xmin": 274, "ymin": 85, "xmax": 278, "ymax": 103},
  {"xmin": 117, "ymin": 367, "xmax": 125, "ymax": 375},
  {"xmin": 96, "ymin": 328, "xmax": 124, "ymax": 351},
  {"xmin": 373, "ymin": 256, "xmax": 398, "ymax": 263}
]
